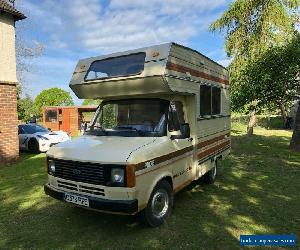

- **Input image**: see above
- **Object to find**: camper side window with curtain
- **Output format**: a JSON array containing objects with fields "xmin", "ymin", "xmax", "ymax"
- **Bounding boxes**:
[{"xmin": 200, "ymin": 85, "xmax": 221, "ymax": 117}]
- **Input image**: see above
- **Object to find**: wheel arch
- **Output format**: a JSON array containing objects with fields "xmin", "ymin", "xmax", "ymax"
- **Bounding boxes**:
[{"xmin": 143, "ymin": 171, "xmax": 173, "ymax": 208}]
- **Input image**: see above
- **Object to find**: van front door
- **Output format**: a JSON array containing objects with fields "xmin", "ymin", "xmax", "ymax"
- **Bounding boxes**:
[{"xmin": 168, "ymin": 100, "xmax": 195, "ymax": 191}]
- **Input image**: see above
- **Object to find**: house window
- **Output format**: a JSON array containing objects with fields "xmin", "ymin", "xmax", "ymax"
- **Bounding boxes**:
[
  {"xmin": 200, "ymin": 85, "xmax": 221, "ymax": 116},
  {"xmin": 45, "ymin": 110, "xmax": 57, "ymax": 122}
]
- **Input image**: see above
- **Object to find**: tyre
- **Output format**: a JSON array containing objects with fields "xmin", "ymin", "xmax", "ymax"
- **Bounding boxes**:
[
  {"xmin": 203, "ymin": 160, "xmax": 218, "ymax": 184},
  {"xmin": 28, "ymin": 138, "xmax": 40, "ymax": 154},
  {"xmin": 139, "ymin": 180, "xmax": 173, "ymax": 227}
]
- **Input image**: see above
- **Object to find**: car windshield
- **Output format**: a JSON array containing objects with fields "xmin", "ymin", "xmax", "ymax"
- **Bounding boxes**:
[
  {"xmin": 22, "ymin": 125, "xmax": 49, "ymax": 134},
  {"xmin": 87, "ymin": 99, "xmax": 169, "ymax": 137}
]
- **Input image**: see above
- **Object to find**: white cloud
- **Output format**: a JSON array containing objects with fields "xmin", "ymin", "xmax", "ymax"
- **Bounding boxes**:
[
  {"xmin": 217, "ymin": 58, "xmax": 232, "ymax": 67},
  {"xmin": 19, "ymin": 0, "xmax": 230, "ymax": 53}
]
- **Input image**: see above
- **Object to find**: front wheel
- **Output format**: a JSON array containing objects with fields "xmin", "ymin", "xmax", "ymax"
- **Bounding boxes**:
[
  {"xmin": 139, "ymin": 180, "xmax": 173, "ymax": 227},
  {"xmin": 28, "ymin": 138, "xmax": 40, "ymax": 154}
]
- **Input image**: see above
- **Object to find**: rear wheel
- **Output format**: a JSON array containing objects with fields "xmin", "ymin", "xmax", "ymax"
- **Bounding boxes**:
[
  {"xmin": 139, "ymin": 180, "xmax": 173, "ymax": 227},
  {"xmin": 203, "ymin": 160, "xmax": 218, "ymax": 184},
  {"xmin": 28, "ymin": 138, "xmax": 40, "ymax": 154}
]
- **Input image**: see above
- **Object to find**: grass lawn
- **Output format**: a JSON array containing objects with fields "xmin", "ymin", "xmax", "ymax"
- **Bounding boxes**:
[{"xmin": 0, "ymin": 123, "xmax": 299, "ymax": 249}]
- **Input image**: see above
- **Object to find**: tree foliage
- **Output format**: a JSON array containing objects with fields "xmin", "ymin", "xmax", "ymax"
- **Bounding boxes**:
[
  {"xmin": 243, "ymin": 35, "xmax": 300, "ymax": 113},
  {"xmin": 210, "ymin": 0, "xmax": 300, "ymax": 134},
  {"xmin": 210, "ymin": 0, "xmax": 299, "ymax": 60},
  {"xmin": 34, "ymin": 88, "xmax": 74, "ymax": 114},
  {"xmin": 14, "ymin": 0, "xmax": 44, "ymax": 86},
  {"xmin": 17, "ymin": 94, "xmax": 38, "ymax": 121},
  {"xmin": 290, "ymin": 101, "xmax": 300, "ymax": 151},
  {"xmin": 82, "ymin": 99, "xmax": 101, "ymax": 105}
]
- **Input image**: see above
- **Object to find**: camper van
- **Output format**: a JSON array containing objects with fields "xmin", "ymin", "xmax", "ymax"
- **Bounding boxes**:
[{"xmin": 44, "ymin": 43, "xmax": 231, "ymax": 227}]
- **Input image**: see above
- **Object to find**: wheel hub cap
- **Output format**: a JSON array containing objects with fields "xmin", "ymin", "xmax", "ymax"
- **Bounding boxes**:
[{"xmin": 151, "ymin": 189, "xmax": 169, "ymax": 219}]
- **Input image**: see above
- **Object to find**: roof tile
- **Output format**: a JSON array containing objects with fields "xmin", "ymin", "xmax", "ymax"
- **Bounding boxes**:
[{"xmin": 0, "ymin": 0, "xmax": 26, "ymax": 20}]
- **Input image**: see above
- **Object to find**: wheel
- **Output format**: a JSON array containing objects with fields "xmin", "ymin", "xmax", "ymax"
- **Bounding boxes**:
[
  {"xmin": 28, "ymin": 138, "xmax": 40, "ymax": 154},
  {"xmin": 203, "ymin": 160, "xmax": 218, "ymax": 184},
  {"xmin": 139, "ymin": 180, "xmax": 173, "ymax": 227}
]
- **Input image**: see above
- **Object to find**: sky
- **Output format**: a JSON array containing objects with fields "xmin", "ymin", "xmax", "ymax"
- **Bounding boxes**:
[{"xmin": 16, "ymin": 0, "xmax": 233, "ymax": 104}]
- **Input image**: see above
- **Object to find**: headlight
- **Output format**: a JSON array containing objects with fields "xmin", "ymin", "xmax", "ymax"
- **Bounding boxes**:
[
  {"xmin": 48, "ymin": 160, "xmax": 55, "ymax": 175},
  {"xmin": 111, "ymin": 168, "xmax": 124, "ymax": 183}
]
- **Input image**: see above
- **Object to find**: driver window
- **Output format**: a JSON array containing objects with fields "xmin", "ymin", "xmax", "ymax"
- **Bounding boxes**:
[{"xmin": 168, "ymin": 101, "xmax": 185, "ymax": 131}]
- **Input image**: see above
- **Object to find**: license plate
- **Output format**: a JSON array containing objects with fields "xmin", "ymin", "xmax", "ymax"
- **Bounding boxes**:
[{"xmin": 64, "ymin": 193, "xmax": 89, "ymax": 207}]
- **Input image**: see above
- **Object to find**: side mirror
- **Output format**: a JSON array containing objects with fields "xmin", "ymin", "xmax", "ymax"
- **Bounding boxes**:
[{"xmin": 170, "ymin": 123, "xmax": 190, "ymax": 140}]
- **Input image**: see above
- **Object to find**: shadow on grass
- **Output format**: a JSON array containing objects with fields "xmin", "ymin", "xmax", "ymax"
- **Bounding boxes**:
[{"xmin": 0, "ymin": 133, "xmax": 300, "ymax": 249}]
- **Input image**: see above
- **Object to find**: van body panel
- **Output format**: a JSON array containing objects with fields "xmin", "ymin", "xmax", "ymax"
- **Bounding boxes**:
[{"xmin": 47, "ymin": 135, "xmax": 157, "ymax": 164}]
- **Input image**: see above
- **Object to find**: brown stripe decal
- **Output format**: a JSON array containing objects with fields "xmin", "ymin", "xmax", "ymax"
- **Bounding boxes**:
[
  {"xmin": 197, "ymin": 133, "xmax": 230, "ymax": 149},
  {"xmin": 197, "ymin": 140, "xmax": 230, "ymax": 160},
  {"xmin": 134, "ymin": 145, "xmax": 194, "ymax": 172},
  {"xmin": 166, "ymin": 62, "xmax": 229, "ymax": 85},
  {"xmin": 132, "ymin": 134, "xmax": 231, "ymax": 173}
]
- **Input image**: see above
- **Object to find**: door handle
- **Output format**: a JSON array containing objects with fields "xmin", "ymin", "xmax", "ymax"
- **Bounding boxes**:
[{"xmin": 188, "ymin": 137, "xmax": 193, "ymax": 142}]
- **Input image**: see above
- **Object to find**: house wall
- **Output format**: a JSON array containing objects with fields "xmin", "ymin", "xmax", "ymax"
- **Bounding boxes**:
[
  {"xmin": 70, "ymin": 108, "xmax": 79, "ymax": 136},
  {"xmin": 0, "ymin": 13, "xmax": 19, "ymax": 165},
  {"xmin": 0, "ymin": 13, "xmax": 17, "ymax": 82},
  {"xmin": 0, "ymin": 83, "xmax": 19, "ymax": 164}
]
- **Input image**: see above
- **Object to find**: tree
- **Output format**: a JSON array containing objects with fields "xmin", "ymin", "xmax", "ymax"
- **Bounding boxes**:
[
  {"xmin": 244, "ymin": 35, "xmax": 300, "ymax": 125},
  {"xmin": 17, "ymin": 94, "xmax": 38, "ymax": 121},
  {"xmin": 82, "ymin": 99, "xmax": 101, "ymax": 105},
  {"xmin": 290, "ymin": 101, "xmax": 300, "ymax": 151},
  {"xmin": 13, "ymin": 0, "xmax": 44, "ymax": 87},
  {"xmin": 210, "ymin": 0, "xmax": 300, "ymax": 135},
  {"xmin": 34, "ymin": 88, "xmax": 74, "ymax": 114}
]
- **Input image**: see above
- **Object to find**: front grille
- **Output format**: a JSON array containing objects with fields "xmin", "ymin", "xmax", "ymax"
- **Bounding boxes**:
[
  {"xmin": 57, "ymin": 180, "xmax": 105, "ymax": 196},
  {"xmin": 53, "ymin": 159, "xmax": 106, "ymax": 185}
]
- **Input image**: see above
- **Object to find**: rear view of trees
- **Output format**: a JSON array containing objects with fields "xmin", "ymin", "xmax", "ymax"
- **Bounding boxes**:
[
  {"xmin": 17, "ymin": 94, "xmax": 37, "ymax": 121},
  {"xmin": 210, "ymin": 0, "xmax": 300, "ymax": 135},
  {"xmin": 34, "ymin": 88, "xmax": 74, "ymax": 114},
  {"xmin": 242, "ymin": 34, "xmax": 300, "ymax": 124},
  {"xmin": 290, "ymin": 102, "xmax": 300, "ymax": 151}
]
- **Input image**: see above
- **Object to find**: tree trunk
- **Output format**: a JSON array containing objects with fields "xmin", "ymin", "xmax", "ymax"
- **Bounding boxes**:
[
  {"xmin": 289, "ymin": 101, "xmax": 300, "ymax": 151},
  {"xmin": 279, "ymin": 103, "xmax": 288, "ymax": 128},
  {"xmin": 247, "ymin": 100, "xmax": 258, "ymax": 136}
]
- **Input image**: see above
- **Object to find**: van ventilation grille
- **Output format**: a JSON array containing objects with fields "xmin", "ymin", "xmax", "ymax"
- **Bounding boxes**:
[{"xmin": 57, "ymin": 179, "xmax": 105, "ymax": 196}]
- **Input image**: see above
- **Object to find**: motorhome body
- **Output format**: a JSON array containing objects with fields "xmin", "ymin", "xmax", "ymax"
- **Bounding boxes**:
[{"xmin": 44, "ymin": 43, "xmax": 231, "ymax": 226}]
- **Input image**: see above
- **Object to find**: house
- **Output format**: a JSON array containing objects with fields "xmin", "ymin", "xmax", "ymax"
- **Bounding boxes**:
[
  {"xmin": 0, "ymin": 0, "xmax": 26, "ymax": 164},
  {"xmin": 42, "ymin": 106, "xmax": 98, "ymax": 136}
]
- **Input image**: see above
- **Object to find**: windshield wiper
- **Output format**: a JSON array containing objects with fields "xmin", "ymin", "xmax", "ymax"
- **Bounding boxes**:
[
  {"xmin": 115, "ymin": 126, "xmax": 138, "ymax": 131},
  {"xmin": 91, "ymin": 124, "xmax": 105, "ymax": 131},
  {"xmin": 86, "ymin": 124, "xmax": 108, "ymax": 136},
  {"xmin": 115, "ymin": 126, "xmax": 145, "ymax": 135}
]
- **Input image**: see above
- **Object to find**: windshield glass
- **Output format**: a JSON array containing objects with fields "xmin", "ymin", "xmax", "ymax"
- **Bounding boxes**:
[
  {"xmin": 87, "ymin": 99, "xmax": 169, "ymax": 137},
  {"xmin": 85, "ymin": 53, "xmax": 145, "ymax": 81},
  {"xmin": 22, "ymin": 125, "xmax": 48, "ymax": 134}
]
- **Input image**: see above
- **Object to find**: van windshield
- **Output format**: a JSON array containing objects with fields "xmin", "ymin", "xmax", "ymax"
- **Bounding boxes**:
[{"xmin": 86, "ymin": 99, "xmax": 169, "ymax": 137}]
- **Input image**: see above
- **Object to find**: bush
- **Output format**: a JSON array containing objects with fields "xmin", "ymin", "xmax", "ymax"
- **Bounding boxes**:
[{"xmin": 231, "ymin": 115, "xmax": 284, "ymax": 129}]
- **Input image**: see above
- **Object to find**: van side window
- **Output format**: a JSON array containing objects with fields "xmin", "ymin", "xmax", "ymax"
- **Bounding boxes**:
[
  {"xmin": 200, "ymin": 85, "xmax": 211, "ymax": 116},
  {"xmin": 168, "ymin": 101, "xmax": 185, "ymax": 131},
  {"xmin": 200, "ymin": 85, "xmax": 221, "ymax": 116},
  {"xmin": 212, "ymin": 87, "xmax": 221, "ymax": 115}
]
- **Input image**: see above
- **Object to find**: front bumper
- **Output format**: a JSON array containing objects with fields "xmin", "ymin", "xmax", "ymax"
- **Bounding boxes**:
[{"xmin": 44, "ymin": 184, "xmax": 138, "ymax": 214}]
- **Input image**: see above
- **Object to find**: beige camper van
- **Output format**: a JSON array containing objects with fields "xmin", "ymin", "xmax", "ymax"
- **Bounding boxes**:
[{"xmin": 44, "ymin": 43, "xmax": 231, "ymax": 227}]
